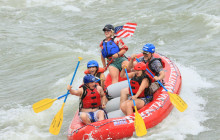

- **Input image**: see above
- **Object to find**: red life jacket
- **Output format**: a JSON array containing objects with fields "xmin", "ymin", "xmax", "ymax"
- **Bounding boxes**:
[
  {"xmin": 129, "ymin": 74, "xmax": 151, "ymax": 98},
  {"xmin": 84, "ymin": 68, "xmax": 105, "ymax": 86},
  {"xmin": 145, "ymin": 58, "xmax": 163, "ymax": 83},
  {"xmin": 80, "ymin": 85, "xmax": 101, "ymax": 109}
]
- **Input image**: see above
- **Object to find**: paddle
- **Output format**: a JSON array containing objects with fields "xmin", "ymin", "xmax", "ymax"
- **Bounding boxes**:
[
  {"xmin": 104, "ymin": 59, "xmax": 114, "ymax": 71},
  {"xmin": 33, "ymin": 94, "xmax": 68, "ymax": 113},
  {"xmin": 32, "ymin": 57, "xmax": 83, "ymax": 113},
  {"xmin": 124, "ymin": 67, "xmax": 147, "ymax": 137},
  {"xmin": 49, "ymin": 57, "xmax": 82, "ymax": 135},
  {"xmin": 136, "ymin": 58, "xmax": 187, "ymax": 112}
]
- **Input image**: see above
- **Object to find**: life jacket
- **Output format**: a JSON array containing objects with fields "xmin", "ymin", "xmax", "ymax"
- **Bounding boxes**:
[
  {"xmin": 101, "ymin": 37, "xmax": 120, "ymax": 58},
  {"xmin": 129, "ymin": 74, "xmax": 151, "ymax": 98},
  {"xmin": 145, "ymin": 58, "xmax": 163, "ymax": 83},
  {"xmin": 84, "ymin": 68, "xmax": 105, "ymax": 85},
  {"xmin": 79, "ymin": 85, "xmax": 101, "ymax": 109}
]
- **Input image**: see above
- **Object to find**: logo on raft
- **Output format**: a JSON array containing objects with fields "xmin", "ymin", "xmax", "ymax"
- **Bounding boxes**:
[{"xmin": 113, "ymin": 119, "xmax": 128, "ymax": 126}]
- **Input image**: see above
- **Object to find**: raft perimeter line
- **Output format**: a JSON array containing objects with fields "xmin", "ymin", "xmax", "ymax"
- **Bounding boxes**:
[{"xmin": 69, "ymin": 53, "xmax": 179, "ymax": 136}]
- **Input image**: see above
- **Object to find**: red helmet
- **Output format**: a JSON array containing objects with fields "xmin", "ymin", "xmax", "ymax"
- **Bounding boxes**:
[{"xmin": 134, "ymin": 62, "xmax": 146, "ymax": 70}]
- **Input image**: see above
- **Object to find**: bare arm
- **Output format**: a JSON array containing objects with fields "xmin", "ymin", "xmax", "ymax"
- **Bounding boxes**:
[
  {"xmin": 120, "ymin": 66, "xmax": 135, "ymax": 78},
  {"xmin": 112, "ymin": 49, "xmax": 127, "ymax": 59},
  {"xmin": 100, "ymin": 73, "xmax": 106, "ymax": 90},
  {"xmin": 118, "ymin": 49, "xmax": 127, "ymax": 56},
  {"xmin": 154, "ymin": 70, "xmax": 165, "ymax": 81},
  {"xmin": 67, "ymin": 85, "xmax": 83, "ymax": 97},
  {"xmin": 128, "ymin": 54, "xmax": 138, "ymax": 70},
  {"xmin": 97, "ymin": 86, "xmax": 107, "ymax": 108},
  {"xmin": 133, "ymin": 78, "xmax": 149, "ymax": 98}
]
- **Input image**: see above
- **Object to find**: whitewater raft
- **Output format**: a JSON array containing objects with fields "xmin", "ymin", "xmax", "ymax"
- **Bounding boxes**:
[{"xmin": 67, "ymin": 53, "xmax": 182, "ymax": 140}]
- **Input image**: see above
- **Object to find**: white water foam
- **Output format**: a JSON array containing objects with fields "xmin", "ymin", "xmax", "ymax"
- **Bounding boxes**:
[
  {"xmin": 0, "ymin": 104, "xmax": 52, "ymax": 140},
  {"xmin": 65, "ymin": 62, "xmax": 213, "ymax": 140},
  {"xmin": 0, "ymin": 71, "xmax": 84, "ymax": 140},
  {"xmin": 123, "ymin": 63, "xmax": 213, "ymax": 140}
]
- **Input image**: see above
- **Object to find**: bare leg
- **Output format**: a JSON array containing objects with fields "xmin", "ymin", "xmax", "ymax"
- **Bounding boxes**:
[
  {"xmin": 135, "ymin": 99, "xmax": 145, "ymax": 110},
  {"xmin": 122, "ymin": 60, "xmax": 129, "ymax": 70},
  {"xmin": 109, "ymin": 66, "xmax": 119, "ymax": 84},
  {"xmin": 120, "ymin": 88, "xmax": 129, "ymax": 105},
  {"xmin": 97, "ymin": 110, "xmax": 105, "ymax": 121},
  {"xmin": 120, "ymin": 100, "xmax": 129, "ymax": 115},
  {"xmin": 125, "ymin": 100, "xmax": 135, "ymax": 115},
  {"xmin": 96, "ymin": 110, "xmax": 105, "ymax": 121},
  {"xmin": 124, "ymin": 99, "xmax": 145, "ymax": 115},
  {"xmin": 80, "ymin": 112, "xmax": 91, "ymax": 124}
]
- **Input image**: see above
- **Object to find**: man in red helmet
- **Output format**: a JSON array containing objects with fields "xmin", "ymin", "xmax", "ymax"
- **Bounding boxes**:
[{"xmin": 119, "ymin": 62, "xmax": 152, "ymax": 115}]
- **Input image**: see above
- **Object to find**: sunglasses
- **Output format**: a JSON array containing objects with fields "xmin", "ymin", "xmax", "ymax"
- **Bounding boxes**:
[
  {"xmin": 143, "ymin": 52, "xmax": 150, "ymax": 55},
  {"xmin": 103, "ymin": 30, "xmax": 111, "ymax": 32}
]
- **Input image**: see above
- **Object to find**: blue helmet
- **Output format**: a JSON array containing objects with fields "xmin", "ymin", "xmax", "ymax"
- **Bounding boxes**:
[
  {"xmin": 142, "ymin": 43, "xmax": 155, "ymax": 53},
  {"xmin": 87, "ymin": 60, "xmax": 99, "ymax": 68},
  {"xmin": 83, "ymin": 74, "xmax": 96, "ymax": 84}
]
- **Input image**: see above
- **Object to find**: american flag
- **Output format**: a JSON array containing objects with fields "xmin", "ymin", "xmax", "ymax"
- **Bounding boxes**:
[{"xmin": 114, "ymin": 22, "xmax": 137, "ymax": 38}]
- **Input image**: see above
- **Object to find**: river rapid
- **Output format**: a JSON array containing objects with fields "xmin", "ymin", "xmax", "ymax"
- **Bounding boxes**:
[{"xmin": 0, "ymin": 0, "xmax": 219, "ymax": 140}]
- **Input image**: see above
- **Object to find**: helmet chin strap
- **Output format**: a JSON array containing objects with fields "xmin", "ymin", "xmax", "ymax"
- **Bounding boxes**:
[
  {"xmin": 85, "ymin": 83, "xmax": 96, "ymax": 90},
  {"xmin": 149, "ymin": 53, "xmax": 153, "ymax": 61},
  {"xmin": 84, "ymin": 84, "xmax": 90, "ymax": 89}
]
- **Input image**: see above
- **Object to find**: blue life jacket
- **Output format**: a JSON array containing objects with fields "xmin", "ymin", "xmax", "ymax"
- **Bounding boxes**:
[{"xmin": 101, "ymin": 38, "xmax": 120, "ymax": 58}]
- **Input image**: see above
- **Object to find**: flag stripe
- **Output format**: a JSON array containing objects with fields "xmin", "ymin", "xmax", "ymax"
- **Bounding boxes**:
[
  {"xmin": 126, "ymin": 23, "xmax": 137, "ymax": 26},
  {"xmin": 123, "ymin": 26, "xmax": 136, "ymax": 30},
  {"xmin": 115, "ymin": 22, "xmax": 137, "ymax": 38},
  {"xmin": 117, "ymin": 30, "xmax": 126, "ymax": 36}
]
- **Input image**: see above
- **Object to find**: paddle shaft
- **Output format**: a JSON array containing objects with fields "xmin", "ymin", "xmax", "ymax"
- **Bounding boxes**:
[
  {"xmin": 63, "ymin": 58, "xmax": 82, "ymax": 103},
  {"xmin": 124, "ymin": 68, "xmax": 136, "ymax": 107},
  {"xmin": 104, "ymin": 59, "xmax": 114, "ymax": 71},
  {"xmin": 49, "ymin": 57, "xmax": 82, "ymax": 135},
  {"xmin": 135, "ymin": 58, "xmax": 168, "ymax": 91},
  {"xmin": 56, "ymin": 79, "xmax": 99, "ymax": 101}
]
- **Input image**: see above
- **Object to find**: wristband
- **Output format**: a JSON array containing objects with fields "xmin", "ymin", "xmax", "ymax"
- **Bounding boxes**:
[{"xmin": 117, "ymin": 52, "xmax": 120, "ymax": 57}]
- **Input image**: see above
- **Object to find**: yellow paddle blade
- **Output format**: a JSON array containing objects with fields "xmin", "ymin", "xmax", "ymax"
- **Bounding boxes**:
[
  {"xmin": 49, "ymin": 103, "xmax": 65, "ymax": 135},
  {"xmin": 134, "ymin": 106, "xmax": 147, "ymax": 137},
  {"xmin": 32, "ymin": 98, "xmax": 57, "ymax": 113},
  {"xmin": 78, "ymin": 57, "xmax": 83, "ymax": 61},
  {"xmin": 168, "ymin": 92, "xmax": 188, "ymax": 112}
]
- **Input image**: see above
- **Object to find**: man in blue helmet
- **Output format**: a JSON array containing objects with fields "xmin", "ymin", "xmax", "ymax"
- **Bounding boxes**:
[
  {"xmin": 67, "ymin": 74, "xmax": 107, "ymax": 124},
  {"xmin": 128, "ymin": 43, "xmax": 165, "ymax": 94}
]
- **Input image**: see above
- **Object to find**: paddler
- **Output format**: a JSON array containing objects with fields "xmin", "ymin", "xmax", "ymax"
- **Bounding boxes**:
[{"xmin": 67, "ymin": 74, "xmax": 107, "ymax": 124}]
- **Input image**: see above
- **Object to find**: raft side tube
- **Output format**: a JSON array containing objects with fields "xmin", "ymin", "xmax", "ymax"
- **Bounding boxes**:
[
  {"xmin": 105, "ymin": 97, "xmax": 120, "ymax": 113},
  {"xmin": 107, "ymin": 109, "xmax": 125, "ymax": 119},
  {"xmin": 106, "ymin": 80, "xmax": 128, "ymax": 98}
]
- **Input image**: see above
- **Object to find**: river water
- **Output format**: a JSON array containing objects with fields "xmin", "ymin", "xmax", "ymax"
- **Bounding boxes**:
[{"xmin": 0, "ymin": 0, "xmax": 219, "ymax": 140}]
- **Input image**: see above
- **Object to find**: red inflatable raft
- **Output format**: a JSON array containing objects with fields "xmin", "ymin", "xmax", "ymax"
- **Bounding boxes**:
[{"xmin": 67, "ymin": 53, "xmax": 182, "ymax": 140}]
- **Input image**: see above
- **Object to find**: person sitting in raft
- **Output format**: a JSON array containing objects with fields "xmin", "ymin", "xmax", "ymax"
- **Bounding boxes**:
[
  {"xmin": 67, "ymin": 74, "xmax": 107, "ymax": 124},
  {"xmin": 120, "ymin": 62, "xmax": 152, "ymax": 115},
  {"xmin": 128, "ymin": 43, "xmax": 165, "ymax": 94},
  {"xmin": 84, "ymin": 60, "xmax": 106, "ymax": 90},
  {"xmin": 99, "ymin": 24, "xmax": 129, "ymax": 84},
  {"xmin": 84, "ymin": 60, "xmax": 109, "ymax": 102}
]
